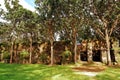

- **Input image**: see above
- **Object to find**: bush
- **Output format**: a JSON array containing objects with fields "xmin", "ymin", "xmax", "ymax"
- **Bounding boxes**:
[
  {"xmin": 39, "ymin": 53, "xmax": 48, "ymax": 64},
  {"xmin": 61, "ymin": 50, "xmax": 72, "ymax": 64},
  {"xmin": 20, "ymin": 49, "xmax": 29, "ymax": 59},
  {"xmin": 62, "ymin": 50, "xmax": 72, "ymax": 58},
  {"xmin": 2, "ymin": 51, "xmax": 10, "ymax": 59}
]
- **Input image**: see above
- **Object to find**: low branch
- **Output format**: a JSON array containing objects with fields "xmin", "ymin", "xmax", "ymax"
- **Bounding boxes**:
[
  {"xmin": 109, "ymin": 15, "xmax": 120, "ymax": 36},
  {"xmin": 94, "ymin": 27, "xmax": 105, "ymax": 40}
]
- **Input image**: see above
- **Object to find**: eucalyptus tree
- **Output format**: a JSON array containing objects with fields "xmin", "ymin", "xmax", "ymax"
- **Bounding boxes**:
[
  {"xmin": 0, "ymin": 22, "xmax": 12, "ymax": 61},
  {"xmin": 83, "ymin": 0, "xmax": 120, "ymax": 65},
  {"xmin": 14, "ymin": 8, "xmax": 40, "ymax": 64},
  {"xmin": 21, "ymin": 11, "xmax": 40, "ymax": 63},
  {"xmin": 58, "ymin": 0, "xmax": 84, "ymax": 63},
  {"xmin": 35, "ymin": 0, "xmax": 63, "ymax": 65},
  {"xmin": 3, "ymin": 0, "xmax": 38, "ymax": 63},
  {"xmin": 1, "ymin": 0, "xmax": 22, "ymax": 63}
]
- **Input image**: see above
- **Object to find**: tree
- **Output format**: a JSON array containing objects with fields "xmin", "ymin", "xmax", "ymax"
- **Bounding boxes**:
[
  {"xmin": 35, "ymin": 0, "xmax": 63, "ymax": 65},
  {"xmin": 22, "ymin": 11, "xmax": 39, "ymax": 63},
  {"xmin": 2, "ymin": 0, "xmax": 39, "ymax": 63},
  {"xmin": 2, "ymin": 0, "xmax": 26, "ymax": 63},
  {"xmin": 57, "ymin": 0, "xmax": 84, "ymax": 63},
  {"xmin": 83, "ymin": 0, "xmax": 120, "ymax": 65},
  {"xmin": 0, "ymin": 22, "xmax": 11, "ymax": 62}
]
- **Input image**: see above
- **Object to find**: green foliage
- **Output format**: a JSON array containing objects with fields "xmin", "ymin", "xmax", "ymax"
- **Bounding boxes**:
[
  {"xmin": 20, "ymin": 49, "xmax": 29, "ymax": 58},
  {"xmin": 62, "ymin": 50, "xmax": 72, "ymax": 58},
  {"xmin": 39, "ymin": 53, "xmax": 48, "ymax": 64},
  {"xmin": 2, "ymin": 51, "xmax": 10, "ymax": 59}
]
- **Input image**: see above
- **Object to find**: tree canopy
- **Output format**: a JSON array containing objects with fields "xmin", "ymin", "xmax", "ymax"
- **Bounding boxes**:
[{"xmin": 0, "ymin": 0, "xmax": 120, "ymax": 65}]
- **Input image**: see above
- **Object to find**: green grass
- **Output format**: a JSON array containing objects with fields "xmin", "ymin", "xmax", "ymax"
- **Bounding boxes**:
[
  {"xmin": 96, "ymin": 67, "xmax": 120, "ymax": 80},
  {"xmin": 0, "ymin": 63, "xmax": 120, "ymax": 80}
]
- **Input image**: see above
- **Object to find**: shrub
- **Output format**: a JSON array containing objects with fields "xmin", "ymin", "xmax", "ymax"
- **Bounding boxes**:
[
  {"xmin": 39, "ymin": 53, "xmax": 48, "ymax": 64},
  {"xmin": 2, "ymin": 51, "xmax": 10, "ymax": 59},
  {"xmin": 20, "ymin": 49, "xmax": 29, "ymax": 59},
  {"xmin": 62, "ymin": 50, "xmax": 72, "ymax": 58},
  {"xmin": 61, "ymin": 50, "xmax": 72, "ymax": 64}
]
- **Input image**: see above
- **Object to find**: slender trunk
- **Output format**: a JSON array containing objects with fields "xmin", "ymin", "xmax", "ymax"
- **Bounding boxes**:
[
  {"xmin": 74, "ymin": 41, "xmax": 77, "ymax": 64},
  {"xmin": 105, "ymin": 29, "xmax": 112, "ymax": 65},
  {"xmin": 73, "ymin": 28, "xmax": 77, "ymax": 64},
  {"xmin": 29, "ymin": 36, "xmax": 32, "ymax": 64},
  {"xmin": 50, "ymin": 40, "xmax": 54, "ymax": 65},
  {"xmin": 10, "ymin": 20, "xmax": 16, "ymax": 63},
  {"xmin": 0, "ymin": 46, "xmax": 4, "ymax": 62},
  {"xmin": 10, "ymin": 42, "xmax": 14, "ymax": 63},
  {"xmin": 15, "ymin": 46, "xmax": 18, "ymax": 63},
  {"xmin": 87, "ymin": 41, "xmax": 93, "ymax": 63},
  {"xmin": 14, "ymin": 43, "xmax": 17, "ymax": 63},
  {"xmin": 1, "ymin": 53, "xmax": 3, "ymax": 62},
  {"xmin": 48, "ymin": 20, "xmax": 54, "ymax": 65}
]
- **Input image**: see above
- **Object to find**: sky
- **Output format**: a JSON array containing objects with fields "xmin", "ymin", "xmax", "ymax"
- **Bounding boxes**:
[
  {"xmin": 19, "ymin": 0, "xmax": 35, "ymax": 11},
  {"xmin": 0, "ymin": 0, "xmax": 35, "ymax": 22},
  {"xmin": 25, "ymin": 0, "xmax": 35, "ymax": 7},
  {"xmin": 0, "ymin": 0, "xmax": 35, "ymax": 11}
]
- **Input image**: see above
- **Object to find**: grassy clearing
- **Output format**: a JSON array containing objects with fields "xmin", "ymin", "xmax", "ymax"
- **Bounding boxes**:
[
  {"xmin": 0, "ymin": 63, "xmax": 90, "ymax": 80},
  {"xmin": 0, "ymin": 63, "xmax": 120, "ymax": 80}
]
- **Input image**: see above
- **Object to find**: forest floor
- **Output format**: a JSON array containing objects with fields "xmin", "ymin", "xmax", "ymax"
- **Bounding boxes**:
[{"xmin": 0, "ymin": 62, "xmax": 120, "ymax": 80}]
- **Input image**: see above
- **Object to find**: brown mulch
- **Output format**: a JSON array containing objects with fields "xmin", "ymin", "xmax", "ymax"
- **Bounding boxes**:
[{"xmin": 72, "ymin": 66, "xmax": 106, "ymax": 72}]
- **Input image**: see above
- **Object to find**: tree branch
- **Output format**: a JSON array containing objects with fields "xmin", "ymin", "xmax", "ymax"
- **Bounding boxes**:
[
  {"xmin": 93, "ymin": 26, "xmax": 105, "ymax": 40},
  {"xmin": 109, "ymin": 14, "xmax": 120, "ymax": 36}
]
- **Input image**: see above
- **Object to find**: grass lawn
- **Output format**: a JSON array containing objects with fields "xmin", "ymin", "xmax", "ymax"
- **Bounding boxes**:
[{"xmin": 0, "ymin": 63, "xmax": 120, "ymax": 80}]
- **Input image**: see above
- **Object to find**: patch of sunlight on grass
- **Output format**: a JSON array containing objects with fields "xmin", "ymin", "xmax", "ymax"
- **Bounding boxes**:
[
  {"xmin": 74, "ymin": 71, "xmax": 98, "ymax": 77},
  {"xmin": 52, "ymin": 74, "xmax": 69, "ymax": 80},
  {"xmin": 32, "ymin": 70, "xmax": 42, "ymax": 74}
]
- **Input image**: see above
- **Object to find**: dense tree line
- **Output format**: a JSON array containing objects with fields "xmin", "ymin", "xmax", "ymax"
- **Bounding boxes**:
[{"xmin": 0, "ymin": 0, "xmax": 120, "ymax": 65}]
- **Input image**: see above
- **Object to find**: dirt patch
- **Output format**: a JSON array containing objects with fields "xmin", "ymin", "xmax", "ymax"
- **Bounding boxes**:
[{"xmin": 72, "ymin": 66, "xmax": 106, "ymax": 72}]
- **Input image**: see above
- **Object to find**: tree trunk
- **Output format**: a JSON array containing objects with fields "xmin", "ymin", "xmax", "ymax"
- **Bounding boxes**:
[
  {"xmin": 73, "ymin": 28, "xmax": 77, "ymax": 64},
  {"xmin": 10, "ymin": 42, "xmax": 14, "ymax": 63},
  {"xmin": 105, "ymin": 29, "xmax": 112, "ymax": 65},
  {"xmin": 48, "ymin": 20, "xmax": 54, "ymax": 65},
  {"xmin": 87, "ymin": 41, "xmax": 93, "ymax": 63},
  {"xmin": 29, "ymin": 37, "xmax": 32, "ymax": 64},
  {"xmin": 14, "ymin": 43, "xmax": 18, "ymax": 63},
  {"xmin": 29, "ymin": 33, "xmax": 33, "ymax": 64},
  {"xmin": 50, "ymin": 40, "xmax": 54, "ymax": 65},
  {"xmin": 74, "ymin": 41, "xmax": 77, "ymax": 64},
  {"xmin": 0, "ymin": 53, "xmax": 3, "ymax": 62}
]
